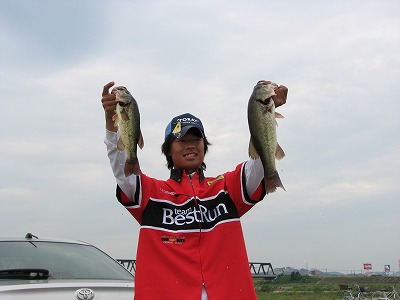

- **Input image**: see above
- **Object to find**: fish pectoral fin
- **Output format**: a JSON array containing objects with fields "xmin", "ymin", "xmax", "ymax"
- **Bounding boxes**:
[
  {"xmin": 275, "ymin": 143, "xmax": 285, "ymax": 160},
  {"xmin": 121, "ymin": 110, "xmax": 130, "ymax": 121},
  {"xmin": 117, "ymin": 138, "xmax": 126, "ymax": 151},
  {"xmin": 112, "ymin": 113, "xmax": 119, "ymax": 127},
  {"xmin": 248, "ymin": 138, "xmax": 260, "ymax": 159},
  {"xmin": 138, "ymin": 132, "xmax": 144, "ymax": 149},
  {"xmin": 275, "ymin": 112, "xmax": 284, "ymax": 127}
]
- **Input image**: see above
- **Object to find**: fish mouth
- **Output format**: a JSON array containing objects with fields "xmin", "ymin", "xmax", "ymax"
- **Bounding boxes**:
[
  {"xmin": 113, "ymin": 87, "xmax": 132, "ymax": 107},
  {"xmin": 257, "ymin": 80, "xmax": 272, "ymax": 86},
  {"xmin": 117, "ymin": 101, "xmax": 130, "ymax": 107},
  {"xmin": 113, "ymin": 86, "xmax": 128, "ymax": 91},
  {"xmin": 256, "ymin": 98, "xmax": 273, "ymax": 105},
  {"xmin": 112, "ymin": 86, "xmax": 127, "ymax": 94}
]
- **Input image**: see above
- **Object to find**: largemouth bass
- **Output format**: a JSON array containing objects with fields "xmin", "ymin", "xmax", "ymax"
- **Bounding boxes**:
[
  {"xmin": 247, "ymin": 80, "xmax": 285, "ymax": 194},
  {"xmin": 112, "ymin": 86, "xmax": 144, "ymax": 177}
]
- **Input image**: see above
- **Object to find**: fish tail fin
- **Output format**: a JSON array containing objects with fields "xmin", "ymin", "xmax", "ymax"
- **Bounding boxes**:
[
  {"xmin": 124, "ymin": 159, "xmax": 140, "ymax": 177},
  {"xmin": 265, "ymin": 171, "xmax": 285, "ymax": 194}
]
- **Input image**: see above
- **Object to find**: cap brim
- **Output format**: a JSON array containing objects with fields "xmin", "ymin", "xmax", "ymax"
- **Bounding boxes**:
[{"xmin": 175, "ymin": 126, "xmax": 204, "ymax": 139}]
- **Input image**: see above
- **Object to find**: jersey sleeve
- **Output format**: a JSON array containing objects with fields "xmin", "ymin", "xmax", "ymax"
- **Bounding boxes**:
[
  {"xmin": 224, "ymin": 161, "xmax": 266, "ymax": 217},
  {"xmin": 104, "ymin": 130, "xmax": 143, "ymax": 217},
  {"xmin": 244, "ymin": 157, "xmax": 264, "ymax": 196}
]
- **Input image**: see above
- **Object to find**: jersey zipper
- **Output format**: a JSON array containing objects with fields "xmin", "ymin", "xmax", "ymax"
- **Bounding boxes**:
[{"xmin": 188, "ymin": 173, "xmax": 206, "ymax": 289}]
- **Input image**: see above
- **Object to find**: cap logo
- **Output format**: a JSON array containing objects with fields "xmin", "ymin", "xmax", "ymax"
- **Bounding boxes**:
[
  {"xmin": 177, "ymin": 117, "xmax": 199, "ymax": 123},
  {"xmin": 172, "ymin": 122, "xmax": 182, "ymax": 138}
]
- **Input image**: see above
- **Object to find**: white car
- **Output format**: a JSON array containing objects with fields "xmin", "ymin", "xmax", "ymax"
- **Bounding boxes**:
[{"xmin": 0, "ymin": 233, "xmax": 134, "ymax": 299}]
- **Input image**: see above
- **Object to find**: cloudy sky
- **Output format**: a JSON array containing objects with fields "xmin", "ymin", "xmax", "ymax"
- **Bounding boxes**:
[{"xmin": 1, "ymin": 0, "xmax": 399, "ymax": 274}]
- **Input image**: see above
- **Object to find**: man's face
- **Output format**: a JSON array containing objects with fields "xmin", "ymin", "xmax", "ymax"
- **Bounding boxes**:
[{"xmin": 170, "ymin": 132, "xmax": 205, "ymax": 174}]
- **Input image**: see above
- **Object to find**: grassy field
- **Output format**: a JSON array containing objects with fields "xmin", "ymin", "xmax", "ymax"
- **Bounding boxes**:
[{"xmin": 254, "ymin": 274, "xmax": 400, "ymax": 299}]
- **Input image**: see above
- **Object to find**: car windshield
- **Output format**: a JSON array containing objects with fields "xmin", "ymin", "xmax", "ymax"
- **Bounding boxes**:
[{"xmin": 0, "ymin": 241, "xmax": 133, "ymax": 280}]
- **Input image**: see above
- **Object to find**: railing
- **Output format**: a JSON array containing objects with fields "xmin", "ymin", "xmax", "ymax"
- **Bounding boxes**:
[
  {"xmin": 116, "ymin": 259, "xmax": 277, "ymax": 280},
  {"xmin": 117, "ymin": 259, "xmax": 137, "ymax": 274},
  {"xmin": 249, "ymin": 262, "xmax": 277, "ymax": 280}
]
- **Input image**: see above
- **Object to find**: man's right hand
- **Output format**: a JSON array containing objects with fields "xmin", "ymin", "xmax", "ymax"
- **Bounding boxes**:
[
  {"xmin": 272, "ymin": 85, "xmax": 288, "ymax": 108},
  {"xmin": 101, "ymin": 81, "xmax": 117, "ymax": 132}
]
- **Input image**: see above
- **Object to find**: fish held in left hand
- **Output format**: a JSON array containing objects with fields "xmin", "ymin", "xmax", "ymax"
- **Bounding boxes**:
[
  {"xmin": 247, "ymin": 80, "xmax": 285, "ymax": 194},
  {"xmin": 112, "ymin": 86, "xmax": 144, "ymax": 177}
]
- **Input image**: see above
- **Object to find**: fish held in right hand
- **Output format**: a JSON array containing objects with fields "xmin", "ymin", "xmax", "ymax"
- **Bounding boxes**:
[{"xmin": 247, "ymin": 80, "xmax": 285, "ymax": 194}]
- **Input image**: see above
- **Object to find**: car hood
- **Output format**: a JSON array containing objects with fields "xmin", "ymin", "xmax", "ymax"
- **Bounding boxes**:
[{"xmin": 0, "ymin": 279, "xmax": 134, "ymax": 299}]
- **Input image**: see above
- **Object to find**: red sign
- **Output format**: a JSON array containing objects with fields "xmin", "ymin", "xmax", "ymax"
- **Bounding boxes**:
[{"xmin": 363, "ymin": 263, "xmax": 372, "ymax": 270}]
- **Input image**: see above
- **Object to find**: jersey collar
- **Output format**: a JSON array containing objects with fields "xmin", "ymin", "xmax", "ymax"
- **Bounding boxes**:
[{"xmin": 170, "ymin": 167, "xmax": 205, "ymax": 183}]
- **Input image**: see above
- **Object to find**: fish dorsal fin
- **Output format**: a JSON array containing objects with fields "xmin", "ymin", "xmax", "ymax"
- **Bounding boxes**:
[
  {"xmin": 117, "ymin": 138, "xmax": 126, "ymax": 151},
  {"xmin": 248, "ymin": 137, "xmax": 260, "ymax": 159},
  {"xmin": 275, "ymin": 143, "xmax": 285, "ymax": 160},
  {"xmin": 275, "ymin": 112, "xmax": 284, "ymax": 118},
  {"xmin": 138, "ymin": 132, "xmax": 144, "ymax": 149}
]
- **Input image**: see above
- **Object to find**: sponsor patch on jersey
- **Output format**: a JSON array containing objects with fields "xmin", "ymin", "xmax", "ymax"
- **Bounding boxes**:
[
  {"xmin": 206, "ymin": 175, "xmax": 225, "ymax": 186},
  {"xmin": 161, "ymin": 235, "xmax": 186, "ymax": 245},
  {"xmin": 142, "ymin": 192, "xmax": 239, "ymax": 232}
]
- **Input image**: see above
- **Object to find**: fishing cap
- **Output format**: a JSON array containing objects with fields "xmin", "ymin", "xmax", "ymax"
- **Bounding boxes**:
[{"xmin": 164, "ymin": 113, "xmax": 205, "ymax": 140}]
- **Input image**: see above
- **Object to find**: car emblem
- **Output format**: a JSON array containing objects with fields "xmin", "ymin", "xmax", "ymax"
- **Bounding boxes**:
[{"xmin": 76, "ymin": 288, "xmax": 95, "ymax": 300}]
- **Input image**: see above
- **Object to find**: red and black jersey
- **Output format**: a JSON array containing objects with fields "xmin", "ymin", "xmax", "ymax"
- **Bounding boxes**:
[{"xmin": 117, "ymin": 163, "xmax": 266, "ymax": 300}]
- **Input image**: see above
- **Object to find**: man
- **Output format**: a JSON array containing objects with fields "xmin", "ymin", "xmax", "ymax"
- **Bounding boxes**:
[{"xmin": 101, "ymin": 81, "xmax": 287, "ymax": 300}]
